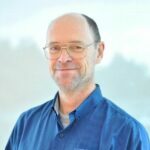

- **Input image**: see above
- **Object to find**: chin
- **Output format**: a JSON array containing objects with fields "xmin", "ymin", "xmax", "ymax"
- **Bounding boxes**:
[{"xmin": 57, "ymin": 80, "xmax": 80, "ymax": 92}]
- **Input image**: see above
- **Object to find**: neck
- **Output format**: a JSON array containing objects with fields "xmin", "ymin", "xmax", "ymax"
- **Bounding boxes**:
[{"xmin": 58, "ymin": 82, "xmax": 96, "ymax": 115}]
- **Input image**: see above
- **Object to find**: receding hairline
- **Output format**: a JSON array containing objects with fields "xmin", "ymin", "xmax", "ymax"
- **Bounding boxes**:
[
  {"xmin": 47, "ymin": 13, "xmax": 100, "ymax": 45},
  {"xmin": 48, "ymin": 13, "xmax": 89, "ymax": 30}
]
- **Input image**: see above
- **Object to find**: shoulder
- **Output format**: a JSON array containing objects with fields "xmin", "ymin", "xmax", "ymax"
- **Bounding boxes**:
[
  {"xmin": 17, "ymin": 99, "xmax": 54, "ymax": 123},
  {"xmin": 103, "ymin": 97, "xmax": 144, "ymax": 129},
  {"xmin": 103, "ymin": 97, "xmax": 140, "ymax": 124},
  {"xmin": 102, "ymin": 97, "xmax": 150, "ymax": 148},
  {"xmin": 5, "ymin": 99, "xmax": 54, "ymax": 149}
]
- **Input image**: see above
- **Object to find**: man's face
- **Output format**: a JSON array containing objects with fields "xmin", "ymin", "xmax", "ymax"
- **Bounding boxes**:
[{"xmin": 46, "ymin": 15, "xmax": 103, "ymax": 91}]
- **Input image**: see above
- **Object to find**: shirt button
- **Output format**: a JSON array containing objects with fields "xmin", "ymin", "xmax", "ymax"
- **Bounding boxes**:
[{"xmin": 59, "ymin": 133, "xmax": 64, "ymax": 138}]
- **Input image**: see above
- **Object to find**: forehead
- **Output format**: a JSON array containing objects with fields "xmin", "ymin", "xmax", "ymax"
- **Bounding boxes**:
[{"xmin": 47, "ymin": 14, "xmax": 93, "ymax": 43}]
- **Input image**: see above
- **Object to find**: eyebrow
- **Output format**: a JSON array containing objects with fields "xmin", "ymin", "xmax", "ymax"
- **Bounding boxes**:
[{"xmin": 48, "ymin": 40, "xmax": 84, "ymax": 45}]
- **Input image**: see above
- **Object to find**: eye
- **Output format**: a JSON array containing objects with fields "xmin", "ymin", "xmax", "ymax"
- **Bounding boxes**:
[
  {"xmin": 49, "ymin": 45, "xmax": 61, "ymax": 53},
  {"xmin": 69, "ymin": 45, "xmax": 83, "ymax": 52}
]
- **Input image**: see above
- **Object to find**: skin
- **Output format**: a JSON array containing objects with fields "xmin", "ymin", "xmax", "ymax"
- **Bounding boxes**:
[{"xmin": 46, "ymin": 13, "xmax": 104, "ymax": 114}]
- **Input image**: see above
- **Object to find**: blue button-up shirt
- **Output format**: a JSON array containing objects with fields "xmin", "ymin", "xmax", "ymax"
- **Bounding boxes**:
[{"xmin": 5, "ymin": 85, "xmax": 150, "ymax": 150}]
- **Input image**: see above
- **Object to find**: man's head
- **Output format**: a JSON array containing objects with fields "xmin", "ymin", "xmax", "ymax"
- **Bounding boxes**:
[{"xmin": 45, "ymin": 13, "xmax": 104, "ymax": 92}]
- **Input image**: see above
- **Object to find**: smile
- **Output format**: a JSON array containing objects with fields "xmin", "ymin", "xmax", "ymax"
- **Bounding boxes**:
[{"xmin": 55, "ymin": 68, "xmax": 78, "ymax": 71}]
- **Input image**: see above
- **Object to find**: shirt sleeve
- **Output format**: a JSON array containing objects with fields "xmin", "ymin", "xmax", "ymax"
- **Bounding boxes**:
[
  {"xmin": 5, "ymin": 113, "xmax": 25, "ymax": 150},
  {"xmin": 136, "ymin": 125, "xmax": 150, "ymax": 150},
  {"xmin": 110, "ymin": 121, "xmax": 150, "ymax": 150}
]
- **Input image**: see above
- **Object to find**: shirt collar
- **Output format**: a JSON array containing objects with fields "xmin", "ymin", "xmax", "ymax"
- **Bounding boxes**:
[
  {"xmin": 75, "ymin": 84, "xmax": 103, "ymax": 120},
  {"xmin": 54, "ymin": 96, "xmax": 59, "ymax": 115},
  {"xmin": 51, "ymin": 84, "xmax": 103, "ymax": 120},
  {"xmin": 51, "ymin": 92, "xmax": 59, "ymax": 114}
]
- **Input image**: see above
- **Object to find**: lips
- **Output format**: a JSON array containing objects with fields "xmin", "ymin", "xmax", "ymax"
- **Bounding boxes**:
[
  {"xmin": 55, "ymin": 63, "xmax": 80, "ymax": 71},
  {"xmin": 56, "ymin": 68, "xmax": 77, "ymax": 70}
]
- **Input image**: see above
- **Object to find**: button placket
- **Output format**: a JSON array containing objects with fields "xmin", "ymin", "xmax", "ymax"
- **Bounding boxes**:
[{"xmin": 59, "ymin": 133, "xmax": 64, "ymax": 138}]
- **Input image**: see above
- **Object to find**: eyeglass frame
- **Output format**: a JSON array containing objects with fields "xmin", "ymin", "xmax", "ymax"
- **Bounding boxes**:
[{"xmin": 43, "ymin": 40, "xmax": 99, "ymax": 60}]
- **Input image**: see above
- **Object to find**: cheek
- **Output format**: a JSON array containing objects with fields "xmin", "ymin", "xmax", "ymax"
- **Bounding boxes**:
[
  {"xmin": 48, "ymin": 61, "xmax": 55, "ymax": 75},
  {"xmin": 81, "ymin": 55, "xmax": 95, "ymax": 75},
  {"xmin": 79, "ymin": 59, "xmax": 88, "ymax": 76}
]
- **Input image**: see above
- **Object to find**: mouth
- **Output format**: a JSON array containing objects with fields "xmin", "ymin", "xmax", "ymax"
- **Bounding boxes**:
[
  {"xmin": 54, "ymin": 64, "xmax": 80, "ymax": 72},
  {"xmin": 55, "ymin": 68, "xmax": 78, "ymax": 71}
]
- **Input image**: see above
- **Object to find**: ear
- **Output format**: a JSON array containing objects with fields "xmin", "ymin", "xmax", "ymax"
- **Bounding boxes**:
[{"xmin": 95, "ymin": 42, "xmax": 105, "ymax": 64}]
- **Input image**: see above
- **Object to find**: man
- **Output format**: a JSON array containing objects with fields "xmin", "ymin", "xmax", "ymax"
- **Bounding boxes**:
[{"xmin": 6, "ymin": 13, "xmax": 150, "ymax": 150}]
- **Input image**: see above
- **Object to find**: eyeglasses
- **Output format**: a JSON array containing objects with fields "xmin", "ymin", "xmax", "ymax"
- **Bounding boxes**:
[{"xmin": 43, "ymin": 41, "xmax": 96, "ymax": 60}]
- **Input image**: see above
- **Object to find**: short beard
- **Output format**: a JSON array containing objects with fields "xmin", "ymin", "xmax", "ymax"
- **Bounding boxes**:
[
  {"xmin": 54, "ymin": 75, "xmax": 82, "ymax": 93},
  {"xmin": 53, "ymin": 71, "xmax": 94, "ymax": 95}
]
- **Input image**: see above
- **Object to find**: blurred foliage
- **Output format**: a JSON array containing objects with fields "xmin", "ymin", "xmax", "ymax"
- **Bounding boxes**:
[{"xmin": 96, "ymin": 54, "xmax": 150, "ymax": 100}]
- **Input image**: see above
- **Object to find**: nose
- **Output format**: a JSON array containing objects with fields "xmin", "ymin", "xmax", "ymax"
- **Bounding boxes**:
[{"xmin": 58, "ymin": 47, "xmax": 72, "ymax": 63}]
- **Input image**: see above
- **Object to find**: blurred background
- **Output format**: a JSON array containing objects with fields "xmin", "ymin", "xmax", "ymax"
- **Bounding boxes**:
[{"xmin": 0, "ymin": 0, "xmax": 150, "ymax": 149}]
